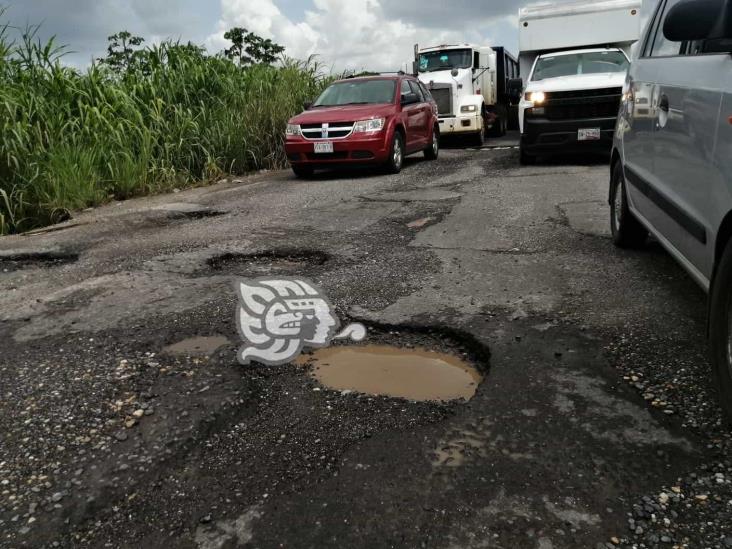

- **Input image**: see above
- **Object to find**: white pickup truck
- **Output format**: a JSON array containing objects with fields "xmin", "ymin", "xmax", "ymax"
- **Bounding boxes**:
[
  {"xmin": 512, "ymin": 0, "xmax": 642, "ymax": 164},
  {"xmin": 415, "ymin": 44, "xmax": 519, "ymax": 146}
]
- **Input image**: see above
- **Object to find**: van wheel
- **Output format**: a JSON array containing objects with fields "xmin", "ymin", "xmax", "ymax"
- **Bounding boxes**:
[
  {"xmin": 386, "ymin": 132, "xmax": 404, "ymax": 174},
  {"xmin": 424, "ymin": 128, "xmax": 439, "ymax": 160},
  {"xmin": 292, "ymin": 165, "xmax": 313, "ymax": 179},
  {"xmin": 610, "ymin": 162, "xmax": 648, "ymax": 248},
  {"xmin": 709, "ymin": 238, "xmax": 732, "ymax": 423}
]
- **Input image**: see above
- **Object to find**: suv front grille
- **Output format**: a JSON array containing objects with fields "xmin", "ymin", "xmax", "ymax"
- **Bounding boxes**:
[
  {"xmin": 531, "ymin": 87, "xmax": 622, "ymax": 121},
  {"xmin": 301, "ymin": 123, "xmax": 354, "ymax": 140}
]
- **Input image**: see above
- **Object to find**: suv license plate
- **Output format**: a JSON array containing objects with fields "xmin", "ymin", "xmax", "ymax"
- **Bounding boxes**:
[
  {"xmin": 314, "ymin": 142, "xmax": 334, "ymax": 153},
  {"xmin": 578, "ymin": 128, "xmax": 601, "ymax": 141}
]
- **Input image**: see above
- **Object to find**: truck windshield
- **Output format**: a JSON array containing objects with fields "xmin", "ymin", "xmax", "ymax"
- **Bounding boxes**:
[
  {"xmin": 313, "ymin": 79, "xmax": 396, "ymax": 107},
  {"xmin": 531, "ymin": 51, "xmax": 629, "ymax": 81},
  {"xmin": 419, "ymin": 49, "xmax": 472, "ymax": 73}
]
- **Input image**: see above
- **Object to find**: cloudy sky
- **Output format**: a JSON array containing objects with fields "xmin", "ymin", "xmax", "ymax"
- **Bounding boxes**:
[{"xmin": 4, "ymin": 0, "xmax": 658, "ymax": 71}]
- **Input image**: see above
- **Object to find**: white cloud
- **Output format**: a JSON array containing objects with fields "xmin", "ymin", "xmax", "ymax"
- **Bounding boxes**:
[{"xmin": 206, "ymin": 0, "xmax": 496, "ymax": 72}]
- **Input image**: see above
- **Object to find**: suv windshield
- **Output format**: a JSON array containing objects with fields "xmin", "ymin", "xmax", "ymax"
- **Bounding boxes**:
[
  {"xmin": 313, "ymin": 80, "xmax": 396, "ymax": 107},
  {"xmin": 419, "ymin": 49, "xmax": 472, "ymax": 73},
  {"xmin": 531, "ymin": 51, "xmax": 629, "ymax": 81}
]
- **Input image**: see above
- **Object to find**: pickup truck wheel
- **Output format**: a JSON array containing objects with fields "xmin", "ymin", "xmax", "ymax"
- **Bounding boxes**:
[
  {"xmin": 610, "ymin": 162, "xmax": 648, "ymax": 248},
  {"xmin": 424, "ymin": 129, "xmax": 439, "ymax": 160},
  {"xmin": 292, "ymin": 165, "xmax": 313, "ymax": 179},
  {"xmin": 709, "ymin": 238, "xmax": 732, "ymax": 423},
  {"xmin": 519, "ymin": 146, "xmax": 535, "ymax": 165},
  {"xmin": 386, "ymin": 132, "xmax": 404, "ymax": 174}
]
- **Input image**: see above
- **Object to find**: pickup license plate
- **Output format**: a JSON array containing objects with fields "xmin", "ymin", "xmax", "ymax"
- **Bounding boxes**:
[
  {"xmin": 578, "ymin": 128, "xmax": 601, "ymax": 141},
  {"xmin": 314, "ymin": 141, "xmax": 334, "ymax": 154}
]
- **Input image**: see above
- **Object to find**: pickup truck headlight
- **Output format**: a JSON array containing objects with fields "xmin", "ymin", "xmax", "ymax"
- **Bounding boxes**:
[
  {"xmin": 526, "ymin": 91, "xmax": 546, "ymax": 105},
  {"xmin": 460, "ymin": 105, "xmax": 478, "ymax": 113},
  {"xmin": 353, "ymin": 118, "xmax": 385, "ymax": 133},
  {"xmin": 285, "ymin": 124, "xmax": 302, "ymax": 136}
]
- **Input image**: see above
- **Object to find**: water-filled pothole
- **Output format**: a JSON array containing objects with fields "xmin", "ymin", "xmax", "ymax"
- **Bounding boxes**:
[
  {"xmin": 207, "ymin": 249, "xmax": 329, "ymax": 275},
  {"xmin": 162, "ymin": 335, "xmax": 230, "ymax": 356},
  {"xmin": 297, "ymin": 344, "xmax": 482, "ymax": 402},
  {"xmin": 0, "ymin": 251, "xmax": 79, "ymax": 272}
]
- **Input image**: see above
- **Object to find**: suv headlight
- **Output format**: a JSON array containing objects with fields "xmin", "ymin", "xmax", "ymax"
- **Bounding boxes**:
[
  {"xmin": 285, "ymin": 124, "xmax": 302, "ymax": 136},
  {"xmin": 460, "ymin": 105, "xmax": 478, "ymax": 113},
  {"xmin": 353, "ymin": 118, "xmax": 385, "ymax": 133}
]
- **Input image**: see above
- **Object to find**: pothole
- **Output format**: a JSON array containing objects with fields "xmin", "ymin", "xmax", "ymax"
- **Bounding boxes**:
[
  {"xmin": 0, "ymin": 251, "xmax": 79, "ymax": 272},
  {"xmin": 206, "ymin": 250, "xmax": 329, "ymax": 275},
  {"xmin": 297, "ymin": 344, "xmax": 482, "ymax": 402},
  {"xmin": 162, "ymin": 335, "xmax": 230, "ymax": 357}
]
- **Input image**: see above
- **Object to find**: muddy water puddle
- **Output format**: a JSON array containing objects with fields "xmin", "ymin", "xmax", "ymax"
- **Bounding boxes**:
[
  {"xmin": 162, "ymin": 335, "xmax": 230, "ymax": 356},
  {"xmin": 298, "ymin": 345, "xmax": 482, "ymax": 402}
]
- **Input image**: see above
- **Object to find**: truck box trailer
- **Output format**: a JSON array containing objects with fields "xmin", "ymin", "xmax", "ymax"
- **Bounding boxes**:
[{"xmin": 513, "ymin": 0, "xmax": 642, "ymax": 163}]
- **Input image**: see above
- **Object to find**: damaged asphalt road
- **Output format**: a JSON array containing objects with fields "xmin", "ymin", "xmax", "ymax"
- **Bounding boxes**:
[{"xmin": 2, "ymin": 138, "xmax": 731, "ymax": 548}]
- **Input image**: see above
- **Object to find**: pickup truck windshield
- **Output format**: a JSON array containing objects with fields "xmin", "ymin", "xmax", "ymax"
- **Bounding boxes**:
[
  {"xmin": 313, "ymin": 80, "xmax": 396, "ymax": 107},
  {"xmin": 531, "ymin": 51, "xmax": 629, "ymax": 81},
  {"xmin": 419, "ymin": 49, "xmax": 472, "ymax": 73}
]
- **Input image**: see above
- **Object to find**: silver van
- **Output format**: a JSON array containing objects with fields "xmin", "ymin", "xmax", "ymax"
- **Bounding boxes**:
[{"xmin": 610, "ymin": 0, "xmax": 732, "ymax": 418}]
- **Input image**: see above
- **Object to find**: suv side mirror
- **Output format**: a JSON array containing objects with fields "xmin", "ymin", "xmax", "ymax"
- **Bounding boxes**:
[
  {"xmin": 507, "ymin": 78, "xmax": 524, "ymax": 105},
  {"xmin": 664, "ymin": 0, "xmax": 732, "ymax": 41},
  {"xmin": 401, "ymin": 92, "xmax": 420, "ymax": 106},
  {"xmin": 303, "ymin": 101, "xmax": 313, "ymax": 111}
]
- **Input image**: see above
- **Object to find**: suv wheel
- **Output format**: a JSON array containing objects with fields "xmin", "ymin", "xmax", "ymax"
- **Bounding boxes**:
[
  {"xmin": 292, "ymin": 165, "xmax": 313, "ymax": 179},
  {"xmin": 710, "ymin": 238, "xmax": 732, "ymax": 423},
  {"xmin": 610, "ymin": 162, "xmax": 648, "ymax": 247},
  {"xmin": 424, "ymin": 128, "xmax": 439, "ymax": 160},
  {"xmin": 386, "ymin": 132, "xmax": 404, "ymax": 174}
]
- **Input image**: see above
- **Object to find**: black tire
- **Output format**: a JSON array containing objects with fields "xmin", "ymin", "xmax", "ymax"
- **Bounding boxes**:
[
  {"xmin": 473, "ymin": 128, "xmax": 485, "ymax": 147},
  {"xmin": 292, "ymin": 165, "xmax": 313, "ymax": 179},
  {"xmin": 386, "ymin": 132, "xmax": 404, "ymax": 174},
  {"xmin": 519, "ymin": 145, "xmax": 535, "ymax": 165},
  {"xmin": 489, "ymin": 106, "xmax": 508, "ymax": 137},
  {"xmin": 610, "ymin": 162, "xmax": 648, "ymax": 248},
  {"xmin": 424, "ymin": 128, "xmax": 439, "ymax": 160},
  {"xmin": 710, "ymin": 238, "xmax": 732, "ymax": 423}
]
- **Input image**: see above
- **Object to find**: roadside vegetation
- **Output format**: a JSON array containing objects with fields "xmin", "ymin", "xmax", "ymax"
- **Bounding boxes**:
[{"xmin": 0, "ymin": 17, "xmax": 326, "ymax": 234}]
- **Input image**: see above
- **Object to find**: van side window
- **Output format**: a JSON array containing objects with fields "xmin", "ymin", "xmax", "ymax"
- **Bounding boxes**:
[
  {"xmin": 649, "ymin": 0, "xmax": 684, "ymax": 57},
  {"xmin": 418, "ymin": 82, "xmax": 432, "ymax": 102}
]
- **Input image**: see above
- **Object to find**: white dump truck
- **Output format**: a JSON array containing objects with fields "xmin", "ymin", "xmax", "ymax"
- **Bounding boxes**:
[
  {"xmin": 510, "ymin": 0, "xmax": 642, "ymax": 163},
  {"xmin": 415, "ymin": 44, "xmax": 519, "ymax": 145}
]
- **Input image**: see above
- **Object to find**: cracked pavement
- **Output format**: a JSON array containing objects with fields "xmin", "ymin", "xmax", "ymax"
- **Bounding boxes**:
[{"xmin": 1, "ymin": 136, "xmax": 730, "ymax": 548}]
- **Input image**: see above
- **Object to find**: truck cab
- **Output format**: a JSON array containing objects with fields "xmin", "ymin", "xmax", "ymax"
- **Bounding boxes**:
[
  {"xmin": 416, "ymin": 44, "xmax": 518, "ymax": 145},
  {"xmin": 514, "ymin": 0, "xmax": 642, "ymax": 163},
  {"xmin": 519, "ymin": 48, "xmax": 630, "ymax": 163}
]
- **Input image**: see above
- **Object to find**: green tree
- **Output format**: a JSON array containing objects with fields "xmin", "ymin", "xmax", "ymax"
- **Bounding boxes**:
[
  {"xmin": 100, "ymin": 31, "xmax": 145, "ymax": 73},
  {"xmin": 223, "ymin": 27, "xmax": 284, "ymax": 67}
]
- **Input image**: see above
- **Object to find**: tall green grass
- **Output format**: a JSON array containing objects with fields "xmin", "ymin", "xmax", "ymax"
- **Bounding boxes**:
[{"xmin": 0, "ymin": 18, "xmax": 327, "ymax": 234}]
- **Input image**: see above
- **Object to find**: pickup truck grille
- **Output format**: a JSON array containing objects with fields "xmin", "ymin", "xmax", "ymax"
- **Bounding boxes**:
[
  {"xmin": 430, "ymin": 88, "xmax": 453, "ymax": 117},
  {"xmin": 300, "ymin": 123, "xmax": 354, "ymax": 140},
  {"xmin": 535, "ymin": 87, "xmax": 622, "ymax": 121}
]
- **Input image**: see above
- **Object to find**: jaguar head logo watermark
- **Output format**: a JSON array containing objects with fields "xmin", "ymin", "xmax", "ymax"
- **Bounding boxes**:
[{"xmin": 235, "ymin": 277, "xmax": 366, "ymax": 366}]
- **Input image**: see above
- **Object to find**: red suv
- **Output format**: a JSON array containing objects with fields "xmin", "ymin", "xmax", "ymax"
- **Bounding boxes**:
[{"xmin": 285, "ymin": 75, "xmax": 440, "ymax": 177}]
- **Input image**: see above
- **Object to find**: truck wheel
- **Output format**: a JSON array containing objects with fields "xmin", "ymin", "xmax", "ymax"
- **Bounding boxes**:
[
  {"xmin": 519, "ymin": 146, "xmax": 535, "ymax": 165},
  {"xmin": 610, "ymin": 162, "xmax": 648, "ymax": 248},
  {"xmin": 424, "ymin": 128, "xmax": 439, "ymax": 160},
  {"xmin": 709, "ymin": 237, "xmax": 732, "ymax": 423},
  {"xmin": 489, "ymin": 106, "xmax": 508, "ymax": 137},
  {"xmin": 386, "ymin": 132, "xmax": 404, "ymax": 174},
  {"xmin": 292, "ymin": 165, "xmax": 313, "ymax": 179},
  {"xmin": 473, "ymin": 128, "xmax": 485, "ymax": 147}
]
